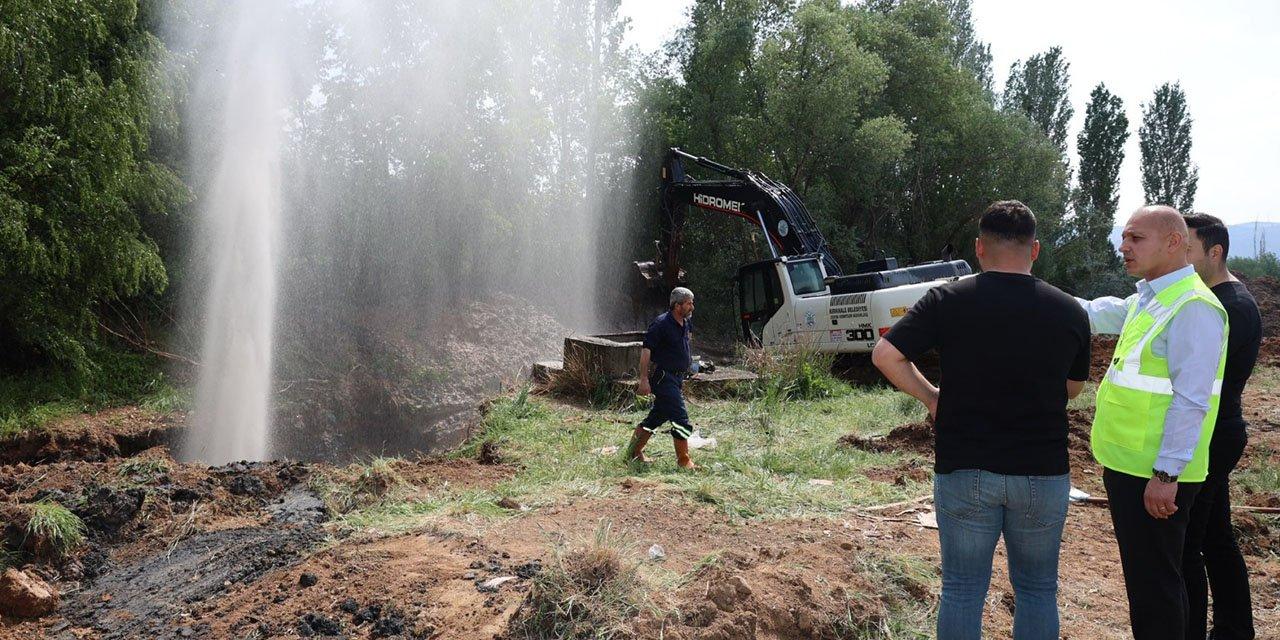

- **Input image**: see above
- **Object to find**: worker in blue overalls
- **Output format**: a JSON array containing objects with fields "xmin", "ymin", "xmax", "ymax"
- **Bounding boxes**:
[{"xmin": 627, "ymin": 287, "xmax": 698, "ymax": 470}]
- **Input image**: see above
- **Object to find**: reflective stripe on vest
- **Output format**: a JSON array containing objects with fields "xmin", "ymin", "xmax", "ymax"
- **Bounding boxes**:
[{"xmin": 1090, "ymin": 272, "xmax": 1228, "ymax": 482}]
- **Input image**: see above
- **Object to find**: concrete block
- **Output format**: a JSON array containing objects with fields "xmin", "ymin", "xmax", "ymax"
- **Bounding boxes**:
[
  {"xmin": 563, "ymin": 335, "xmax": 642, "ymax": 380},
  {"xmin": 531, "ymin": 360, "xmax": 563, "ymax": 383}
]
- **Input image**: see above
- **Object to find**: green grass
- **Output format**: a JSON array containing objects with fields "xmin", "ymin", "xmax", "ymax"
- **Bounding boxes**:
[
  {"xmin": 25, "ymin": 501, "xmax": 87, "ymax": 560},
  {"xmin": 328, "ymin": 370, "xmax": 929, "ymax": 533},
  {"xmin": 457, "ymin": 381, "xmax": 923, "ymax": 519},
  {"xmin": 336, "ymin": 488, "xmax": 509, "ymax": 532},
  {"xmin": 1235, "ymin": 441, "xmax": 1280, "ymax": 498},
  {"xmin": 0, "ymin": 346, "xmax": 188, "ymax": 438},
  {"xmin": 117, "ymin": 457, "xmax": 172, "ymax": 485}
]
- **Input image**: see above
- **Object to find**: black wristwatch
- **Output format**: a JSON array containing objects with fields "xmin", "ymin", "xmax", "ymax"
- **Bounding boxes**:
[{"xmin": 1151, "ymin": 468, "xmax": 1178, "ymax": 484}]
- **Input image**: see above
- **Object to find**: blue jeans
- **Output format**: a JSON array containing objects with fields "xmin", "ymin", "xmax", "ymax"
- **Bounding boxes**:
[{"xmin": 934, "ymin": 470, "xmax": 1070, "ymax": 640}]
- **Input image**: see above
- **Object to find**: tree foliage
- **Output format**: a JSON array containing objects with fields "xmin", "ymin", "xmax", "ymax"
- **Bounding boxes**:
[
  {"xmin": 1228, "ymin": 252, "xmax": 1280, "ymax": 279},
  {"xmin": 1054, "ymin": 83, "xmax": 1129, "ymax": 297},
  {"xmin": 943, "ymin": 0, "xmax": 993, "ymax": 99},
  {"xmin": 1076, "ymin": 84, "xmax": 1129, "ymax": 217},
  {"xmin": 1139, "ymin": 81, "xmax": 1198, "ymax": 211},
  {"xmin": 656, "ymin": 0, "xmax": 1067, "ymax": 330},
  {"xmin": 1002, "ymin": 46, "xmax": 1073, "ymax": 157},
  {"xmin": 0, "ymin": 0, "xmax": 187, "ymax": 373}
]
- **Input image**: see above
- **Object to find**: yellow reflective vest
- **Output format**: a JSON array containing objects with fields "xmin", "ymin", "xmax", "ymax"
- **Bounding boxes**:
[{"xmin": 1091, "ymin": 272, "xmax": 1228, "ymax": 482}]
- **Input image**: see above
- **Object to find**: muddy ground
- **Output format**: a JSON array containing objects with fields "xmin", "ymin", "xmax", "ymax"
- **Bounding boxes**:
[{"xmin": 2, "ymin": 351, "xmax": 1279, "ymax": 638}]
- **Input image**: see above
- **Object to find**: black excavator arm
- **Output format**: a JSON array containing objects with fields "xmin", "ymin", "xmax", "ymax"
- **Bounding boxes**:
[{"xmin": 635, "ymin": 148, "xmax": 843, "ymax": 290}]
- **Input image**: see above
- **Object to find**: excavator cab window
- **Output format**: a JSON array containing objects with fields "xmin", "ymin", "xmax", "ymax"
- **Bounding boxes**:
[
  {"xmin": 736, "ymin": 262, "xmax": 783, "ymax": 345},
  {"xmin": 785, "ymin": 259, "xmax": 825, "ymax": 296}
]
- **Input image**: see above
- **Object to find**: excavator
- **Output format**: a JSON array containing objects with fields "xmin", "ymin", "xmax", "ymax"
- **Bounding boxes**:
[{"xmin": 635, "ymin": 148, "xmax": 972, "ymax": 353}]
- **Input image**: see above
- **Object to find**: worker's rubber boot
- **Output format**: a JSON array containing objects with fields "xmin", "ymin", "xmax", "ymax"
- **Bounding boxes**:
[
  {"xmin": 674, "ymin": 439, "xmax": 696, "ymax": 470},
  {"xmin": 626, "ymin": 428, "xmax": 653, "ymax": 464}
]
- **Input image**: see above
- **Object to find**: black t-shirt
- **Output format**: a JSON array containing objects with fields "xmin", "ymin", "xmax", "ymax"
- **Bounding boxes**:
[
  {"xmin": 643, "ymin": 311, "xmax": 692, "ymax": 373},
  {"xmin": 883, "ymin": 272, "xmax": 1091, "ymax": 476},
  {"xmin": 1211, "ymin": 280, "xmax": 1262, "ymax": 425}
]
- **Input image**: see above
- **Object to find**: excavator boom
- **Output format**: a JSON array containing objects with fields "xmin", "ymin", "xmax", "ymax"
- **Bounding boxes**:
[{"xmin": 635, "ymin": 148, "xmax": 842, "ymax": 290}]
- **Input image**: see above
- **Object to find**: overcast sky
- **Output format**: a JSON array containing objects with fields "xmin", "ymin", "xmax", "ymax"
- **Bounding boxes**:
[{"xmin": 618, "ymin": 0, "xmax": 1279, "ymax": 226}]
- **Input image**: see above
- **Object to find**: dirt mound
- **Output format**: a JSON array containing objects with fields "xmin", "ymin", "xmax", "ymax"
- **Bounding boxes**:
[
  {"xmin": 1232, "ymin": 513, "xmax": 1276, "ymax": 557},
  {"xmin": 0, "ymin": 407, "xmax": 181, "ymax": 466},
  {"xmin": 189, "ymin": 526, "xmax": 530, "ymax": 639},
  {"xmin": 1239, "ymin": 274, "xmax": 1280, "ymax": 338},
  {"xmin": 65, "ymin": 486, "xmax": 328, "ymax": 639},
  {"xmin": 838, "ymin": 421, "xmax": 933, "ymax": 456},
  {"xmin": 634, "ymin": 548, "xmax": 896, "ymax": 640},
  {"xmin": 864, "ymin": 460, "xmax": 930, "ymax": 486},
  {"xmin": 273, "ymin": 293, "xmax": 569, "ymax": 461}
]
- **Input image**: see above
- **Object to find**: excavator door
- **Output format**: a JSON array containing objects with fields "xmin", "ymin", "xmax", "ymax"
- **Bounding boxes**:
[{"xmin": 735, "ymin": 260, "xmax": 785, "ymax": 346}]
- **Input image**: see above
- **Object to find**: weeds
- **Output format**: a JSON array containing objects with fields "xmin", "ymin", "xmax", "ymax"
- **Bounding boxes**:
[
  {"xmin": 0, "ymin": 547, "xmax": 20, "ymax": 571},
  {"xmin": 833, "ymin": 551, "xmax": 937, "ymax": 638},
  {"xmin": 545, "ymin": 344, "xmax": 626, "ymax": 409},
  {"xmin": 511, "ymin": 520, "xmax": 647, "ymax": 639},
  {"xmin": 337, "ymin": 489, "xmax": 507, "ymax": 532},
  {"xmin": 24, "ymin": 501, "xmax": 87, "ymax": 560},
  {"xmin": 117, "ymin": 457, "xmax": 172, "ymax": 483},
  {"xmin": 740, "ymin": 346, "xmax": 847, "ymax": 402},
  {"xmin": 1236, "ymin": 444, "xmax": 1280, "ymax": 499},
  {"xmin": 311, "ymin": 456, "xmax": 407, "ymax": 514}
]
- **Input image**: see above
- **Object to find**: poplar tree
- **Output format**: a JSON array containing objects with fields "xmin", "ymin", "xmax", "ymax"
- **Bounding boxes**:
[
  {"xmin": 1139, "ymin": 82, "xmax": 1198, "ymax": 211},
  {"xmin": 1002, "ymin": 46, "xmax": 1074, "ymax": 157},
  {"xmin": 1060, "ymin": 83, "xmax": 1129, "ymax": 296},
  {"xmin": 1077, "ymin": 83, "xmax": 1129, "ymax": 218}
]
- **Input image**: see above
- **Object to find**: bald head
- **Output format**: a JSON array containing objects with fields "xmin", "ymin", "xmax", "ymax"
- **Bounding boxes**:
[
  {"xmin": 1129, "ymin": 205, "xmax": 1188, "ymax": 239},
  {"xmin": 1118, "ymin": 205, "xmax": 1191, "ymax": 280}
]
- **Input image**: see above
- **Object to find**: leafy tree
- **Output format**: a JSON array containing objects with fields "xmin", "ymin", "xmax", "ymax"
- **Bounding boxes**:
[
  {"xmin": 943, "ymin": 0, "xmax": 993, "ymax": 98},
  {"xmin": 1228, "ymin": 252, "xmax": 1280, "ymax": 279},
  {"xmin": 1054, "ymin": 83, "xmax": 1129, "ymax": 296},
  {"xmin": 655, "ymin": 0, "xmax": 1068, "ymax": 331},
  {"xmin": 1139, "ymin": 81, "xmax": 1198, "ymax": 211},
  {"xmin": 0, "ymin": 0, "xmax": 187, "ymax": 373},
  {"xmin": 1002, "ymin": 46, "xmax": 1073, "ymax": 156},
  {"xmin": 1076, "ymin": 84, "xmax": 1129, "ymax": 216}
]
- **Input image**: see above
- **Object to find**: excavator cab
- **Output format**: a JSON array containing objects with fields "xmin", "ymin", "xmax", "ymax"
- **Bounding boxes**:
[
  {"xmin": 735, "ymin": 254, "xmax": 832, "ymax": 345},
  {"xmin": 735, "ymin": 259, "xmax": 785, "ymax": 346}
]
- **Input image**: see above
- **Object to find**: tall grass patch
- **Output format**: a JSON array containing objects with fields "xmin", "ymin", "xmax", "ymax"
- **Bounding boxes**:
[
  {"xmin": 24, "ymin": 501, "xmax": 87, "ymax": 560},
  {"xmin": 741, "ymin": 346, "xmax": 847, "ymax": 402},
  {"xmin": 510, "ymin": 520, "xmax": 648, "ymax": 639}
]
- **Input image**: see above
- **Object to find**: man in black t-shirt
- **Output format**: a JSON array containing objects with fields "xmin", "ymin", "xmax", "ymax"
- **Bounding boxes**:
[
  {"xmin": 1182, "ymin": 213, "xmax": 1261, "ymax": 640},
  {"xmin": 872, "ymin": 200, "xmax": 1090, "ymax": 640}
]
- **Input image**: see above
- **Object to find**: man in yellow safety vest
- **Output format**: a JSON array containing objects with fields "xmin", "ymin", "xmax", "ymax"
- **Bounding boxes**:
[{"xmin": 1077, "ymin": 205, "xmax": 1229, "ymax": 640}]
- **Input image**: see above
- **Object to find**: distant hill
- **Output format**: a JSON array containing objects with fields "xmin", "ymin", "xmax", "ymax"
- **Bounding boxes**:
[{"xmin": 1110, "ymin": 221, "xmax": 1280, "ymax": 258}]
